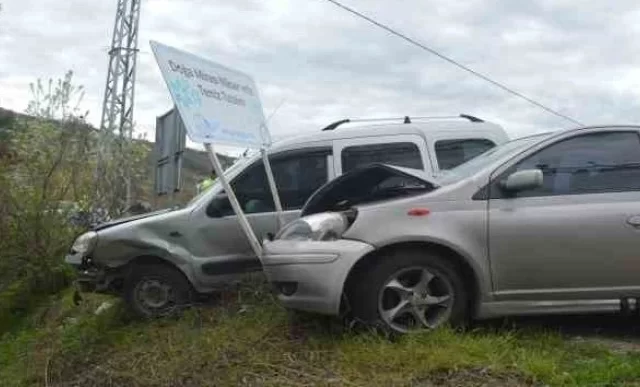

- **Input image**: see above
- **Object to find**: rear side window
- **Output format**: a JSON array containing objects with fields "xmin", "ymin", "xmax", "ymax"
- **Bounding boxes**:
[
  {"xmin": 341, "ymin": 142, "xmax": 423, "ymax": 172},
  {"xmin": 435, "ymin": 139, "xmax": 496, "ymax": 170}
]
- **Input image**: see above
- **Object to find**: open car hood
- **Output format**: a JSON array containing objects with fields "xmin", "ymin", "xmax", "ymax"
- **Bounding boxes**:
[{"xmin": 301, "ymin": 163, "xmax": 439, "ymax": 216}]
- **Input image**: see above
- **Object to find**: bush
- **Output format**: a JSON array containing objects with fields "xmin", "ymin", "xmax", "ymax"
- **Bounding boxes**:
[{"xmin": 0, "ymin": 71, "xmax": 151, "ymax": 331}]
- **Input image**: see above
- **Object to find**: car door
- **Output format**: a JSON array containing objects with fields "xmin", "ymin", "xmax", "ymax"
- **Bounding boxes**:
[
  {"xmin": 488, "ymin": 129, "xmax": 640, "ymax": 301},
  {"xmin": 334, "ymin": 134, "xmax": 430, "ymax": 176},
  {"xmin": 188, "ymin": 147, "xmax": 332, "ymax": 284}
]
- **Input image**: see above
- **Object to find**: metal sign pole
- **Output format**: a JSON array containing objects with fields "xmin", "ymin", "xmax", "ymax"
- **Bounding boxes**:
[
  {"xmin": 152, "ymin": 41, "xmax": 277, "ymax": 258},
  {"xmin": 204, "ymin": 143, "xmax": 263, "ymax": 258},
  {"xmin": 261, "ymin": 147, "xmax": 284, "ymax": 229}
]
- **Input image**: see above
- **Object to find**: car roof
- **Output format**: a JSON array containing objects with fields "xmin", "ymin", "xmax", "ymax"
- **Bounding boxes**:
[
  {"xmin": 570, "ymin": 124, "xmax": 640, "ymax": 133},
  {"xmin": 443, "ymin": 125, "xmax": 640, "ymax": 181},
  {"xmin": 512, "ymin": 125, "xmax": 640, "ymax": 146},
  {"xmin": 270, "ymin": 120, "xmax": 507, "ymax": 152}
]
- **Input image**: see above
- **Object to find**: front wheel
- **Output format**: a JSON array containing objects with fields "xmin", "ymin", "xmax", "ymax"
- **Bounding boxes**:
[
  {"xmin": 349, "ymin": 249, "xmax": 468, "ymax": 333},
  {"xmin": 124, "ymin": 264, "xmax": 193, "ymax": 318}
]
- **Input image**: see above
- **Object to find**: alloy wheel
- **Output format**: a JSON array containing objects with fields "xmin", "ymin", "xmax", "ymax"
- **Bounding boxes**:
[{"xmin": 378, "ymin": 266, "xmax": 454, "ymax": 332}]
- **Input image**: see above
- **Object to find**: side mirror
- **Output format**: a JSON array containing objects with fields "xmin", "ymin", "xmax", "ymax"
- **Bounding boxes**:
[
  {"xmin": 206, "ymin": 194, "xmax": 231, "ymax": 218},
  {"xmin": 501, "ymin": 169, "xmax": 543, "ymax": 193}
]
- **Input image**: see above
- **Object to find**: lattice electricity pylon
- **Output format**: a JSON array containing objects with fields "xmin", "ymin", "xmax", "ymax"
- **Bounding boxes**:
[{"xmin": 97, "ymin": 0, "xmax": 141, "ymax": 211}]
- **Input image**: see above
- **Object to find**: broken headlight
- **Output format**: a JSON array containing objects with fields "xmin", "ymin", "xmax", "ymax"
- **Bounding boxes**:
[
  {"xmin": 71, "ymin": 231, "xmax": 98, "ymax": 255},
  {"xmin": 276, "ymin": 213, "xmax": 349, "ymax": 242}
]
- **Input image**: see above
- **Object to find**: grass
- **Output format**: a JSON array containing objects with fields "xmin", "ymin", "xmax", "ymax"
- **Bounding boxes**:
[{"xmin": 1, "ymin": 278, "xmax": 640, "ymax": 386}]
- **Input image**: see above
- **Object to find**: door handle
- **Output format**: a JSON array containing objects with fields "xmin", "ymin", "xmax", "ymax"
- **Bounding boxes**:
[
  {"xmin": 169, "ymin": 231, "xmax": 183, "ymax": 237},
  {"xmin": 626, "ymin": 215, "xmax": 640, "ymax": 228}
]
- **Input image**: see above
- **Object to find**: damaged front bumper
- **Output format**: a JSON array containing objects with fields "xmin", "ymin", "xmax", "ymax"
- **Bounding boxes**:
[
  {"xmin": 66, "ymin": 252, "xmax": 123, "ymax": 294},
  {"xmin": 262, "ymin": 239, "xmax": 375, "ymax": 316}
]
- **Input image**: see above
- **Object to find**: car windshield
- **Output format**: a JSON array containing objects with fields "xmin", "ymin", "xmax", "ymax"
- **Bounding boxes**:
[
  {"xmin": 186, "ymin": 154, "xmax": 255, "ymax": 206},
  {"xmin": 438, "ymin": 132, "xmax": 553, "ymax": 185}
]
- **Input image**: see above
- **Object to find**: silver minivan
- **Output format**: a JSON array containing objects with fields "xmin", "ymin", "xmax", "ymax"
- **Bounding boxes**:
[{"xmin": 66, "ymin": 115, "xmax": 508, "ymax": 316}]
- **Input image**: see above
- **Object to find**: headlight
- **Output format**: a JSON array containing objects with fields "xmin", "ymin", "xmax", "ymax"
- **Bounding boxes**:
[
  {"xmin": 71, "ymin": 231, "xmax": 97, "ymax": 254},
  {"xmin": 276, "ymin": 212, "xmax": 349, "ymax": 241}
]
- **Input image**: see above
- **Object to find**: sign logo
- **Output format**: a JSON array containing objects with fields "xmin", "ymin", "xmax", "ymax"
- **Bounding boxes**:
[
  {"xmin": 151, "ymin": 41, "xmax": 268, "ymax": 148},
  {"xmin": 168, "ymin": 78, "xmax": 202, "ymax": 109}
]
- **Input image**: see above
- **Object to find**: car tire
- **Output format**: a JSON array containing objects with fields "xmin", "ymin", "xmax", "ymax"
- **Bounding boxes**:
[
  {"xmin": 123, "ymin": 263, "xmax": 193, "ymax": 318},
  {"xmin": 348, "ymin": 248, "xmax": 468, "ymax": 333}
]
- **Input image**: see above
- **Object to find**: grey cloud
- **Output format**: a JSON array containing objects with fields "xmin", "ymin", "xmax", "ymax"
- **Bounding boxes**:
[{"xmin": 2, "ymin": 0, "xmax": 640, "ymax": 147}]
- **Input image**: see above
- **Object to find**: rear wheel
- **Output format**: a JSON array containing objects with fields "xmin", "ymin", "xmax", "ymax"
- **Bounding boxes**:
[
  {"xmin": 124, "ymin": 264, "xmax": 193, "ymax": 318},
  {"xmin": 349, "ymin": 248, "xmax": 468, "ymax": 333}
]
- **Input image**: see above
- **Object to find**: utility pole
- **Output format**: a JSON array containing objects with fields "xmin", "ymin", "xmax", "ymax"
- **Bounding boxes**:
[{"xmin": 97, "ymin": 0, "xmax": 141, "ymax": 211}]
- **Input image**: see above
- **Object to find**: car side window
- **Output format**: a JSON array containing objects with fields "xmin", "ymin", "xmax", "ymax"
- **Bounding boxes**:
[
  {"xmin": 435, "ymin": 139, "xmax": 495, "ymax": 170},
  {"xmin": 493, "ymin": 131, "xmax": 640, "ymax": 198},
  {"xmin": 341, "ymin": 142, "xmax": 423, "ymax": 172},
  {"xmin": 211, "ymin": 151, "xmax": 329, "ymax": 216},
  {"xmin": 270, "ymin": 152, "xmax": 328, "ymax": 210}
]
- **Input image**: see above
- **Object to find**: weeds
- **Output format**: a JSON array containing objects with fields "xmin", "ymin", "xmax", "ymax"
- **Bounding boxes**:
[
  {"xmin": 0, "ymin": 72, "xmax": 152, "ymax": 338},
  {"xmin": 1, "ymin": 279, "xmax": 639, "ymax": 386}
]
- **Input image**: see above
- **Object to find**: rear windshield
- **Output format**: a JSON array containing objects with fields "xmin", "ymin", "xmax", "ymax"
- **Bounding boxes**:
[
  {"xmin": 435, "ymin": 138, "xmax": 496, "ymax": 170},
  {"xmin": 342, "ymin": 142, "xmax": 423, "ymax": 172}
]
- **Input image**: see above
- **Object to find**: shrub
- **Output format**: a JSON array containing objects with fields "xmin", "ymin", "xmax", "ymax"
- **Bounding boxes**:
[{"xmin": 0, "ymin": 71, "xmax": 151, "ymax": 331}]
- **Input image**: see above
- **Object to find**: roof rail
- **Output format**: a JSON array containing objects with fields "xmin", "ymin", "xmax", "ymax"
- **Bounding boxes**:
[
  {"xmin": 321, "ymin": 114, "xmax": 484, "ymax": 131},
  {"xmin": 459, "ymin": 114, "xmax": 484, "ymax": 122}
]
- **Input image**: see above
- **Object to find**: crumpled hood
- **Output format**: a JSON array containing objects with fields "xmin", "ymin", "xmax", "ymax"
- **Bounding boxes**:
[
  {"xmin": 93, "ymin": 208, "xmax": 173, "ymax": 231},
  {"xmin": 301, "ymin": 163, "xmax": 439, "ymax": 216}
]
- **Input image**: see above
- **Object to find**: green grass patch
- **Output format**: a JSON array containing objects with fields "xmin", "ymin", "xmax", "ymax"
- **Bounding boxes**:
[
  {"xmin": 1, "ymin": 279, "xmax": 639, "ymax": 386},
  {"xmin": 0, "ymin": 267, "xmax": 73, "ymax": 335}
]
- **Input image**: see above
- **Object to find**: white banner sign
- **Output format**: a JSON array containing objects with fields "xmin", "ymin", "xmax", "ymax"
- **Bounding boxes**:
[{"xmin": 151, "ymin": 41, "xmax": 268, "ymax": 147}]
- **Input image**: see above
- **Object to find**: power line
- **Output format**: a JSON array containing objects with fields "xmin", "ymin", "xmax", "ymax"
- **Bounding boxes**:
[{"xmin": 321, "ymin": 0, "xmax": 584, "ymax": 126}]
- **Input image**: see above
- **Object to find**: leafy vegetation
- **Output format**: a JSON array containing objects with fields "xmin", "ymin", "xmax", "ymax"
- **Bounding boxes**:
[
  {"xmin": 0, "ymin": 72, "xmax": 153, "ymax": 332},
  {"xmin": 0, "ymin": 72, "xmax": 227, "ymax": 335},
  {"xmin": 1, "ymin": 74, "xmax": 89, "ymax": 331},
  {"xmin": 1, "ymin": 279, "xmax": 640, "ymax": 387}
]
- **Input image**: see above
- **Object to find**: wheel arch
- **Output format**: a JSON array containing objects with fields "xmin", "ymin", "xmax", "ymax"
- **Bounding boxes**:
[
  {"xmin": 341, "ymin": 239, "xmax": 483, "ymax": 316},
  {"xmin": 129, "ymin": 254, "xmax": 182, "ymax": 269},
  {"xmin": 124, "ymin": 253, "xmax": 196, "ymax": 291}
]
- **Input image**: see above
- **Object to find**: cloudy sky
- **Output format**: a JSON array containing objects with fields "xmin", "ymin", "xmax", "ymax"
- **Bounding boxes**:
[{"xmin": 2, "ymin": 0, "xmax": 640, "ymax": 154}]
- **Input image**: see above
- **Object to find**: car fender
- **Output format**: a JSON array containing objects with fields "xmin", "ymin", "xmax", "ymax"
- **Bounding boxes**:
[
  {"xmin": 90, "ymin": 211, "xmax": 197, "ymax": 286},
  {"xmin": 372, "ymin": 235, "xmax": 488, "ymax": 295},
  {"xmin": 337, "ymin": 234, "xmax": 490, "ymax": 317},
  {"xmin": 342, "ymin": 195, "xmax": 493, "ymax": 302}
]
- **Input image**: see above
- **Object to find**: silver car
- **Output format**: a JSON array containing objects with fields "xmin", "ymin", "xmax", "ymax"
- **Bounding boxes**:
[
  {"xmin": 263, "ymin": 125, "xmax": 640, "ymax": 332},
  {"xmin": 66, "ymin": 116, "xmax": 507, "ymax": 317}
]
